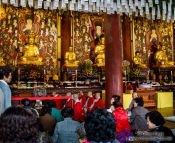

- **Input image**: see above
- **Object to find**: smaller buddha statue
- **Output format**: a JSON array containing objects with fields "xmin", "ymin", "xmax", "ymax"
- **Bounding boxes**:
[
  {"xmin": 20, "ymin": 32, "xmax": 42, "ymax": 65},
  {"xmin": 64, "ymin": 46, "xmax": 79, "ymax": 67},
  {"xmin": 94, "ymin": 36, "xmax": 105, "ymax": 67},
  {"xmin": 155, "ymin": 44, "xmax": 174, "ymax": 67},
  {"xmin": 133, "ymin": 51, "xmax": 147, "ymax": 68},
  {"xmin": 0, "ymin": 52, "xmax": 5, "ymax": 66}
]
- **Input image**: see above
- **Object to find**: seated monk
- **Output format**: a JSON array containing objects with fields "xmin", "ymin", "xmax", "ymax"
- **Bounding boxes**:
[
  {"xmin": 94, "ymin": 36, "xmax": 105, "ymax": 67},
  {"xmin": 64, "ymin": 46, "xmax": 79, "ymax": 67},
  {"xmin": 133, "ymin": 51, "xmax": 147, "ymax": 68},
  {"xmin": 155, "ymin": 45, "xmax": 174, "ymax": 67},
  {"xmin": 0, "ymin": 52, "xmax": 5, "ymax": 66},
  {"xmin": 20, "ymin": 32, "xmax": 42, "ymax": 65}
]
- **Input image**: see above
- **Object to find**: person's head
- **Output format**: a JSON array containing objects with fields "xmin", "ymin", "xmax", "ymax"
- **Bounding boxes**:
[
  {"xmin": 61, "ymin": 107, "xmax": 74, "ymax": 118},
  {"xmin": 132, "ymin": 92, "xmax": 138, "ymax": 99},
  {"xmin": 26, "ymin": 16, "xmax": 33, "ymax": 25},
  {"xmin": 83, "ymin": 41, "xmax": 89, "ymax": 48},
  {"xmin": 87, "ymin": 91, "xmax": 93, "ymax": 97},
  {"xmin": 145, "ymin": 111, "xmax": 165, "ymax": 130},
  {"xmin": 40, "ymin": 106, "xmax": 51, "ymax": 116},
  {"xmin": 13, "ymin": 17, "xmax": 17, "ymax": 24},
  {"xmin": 152, "ymin": 29, "xmax": 156, "ymax": 34},
  {"xmin": 134, "ymin": 97, "xmax": 144, "ymax": 107},
  {"xmin": 135, "ymin": 51, "xmax": 141, "ymax": 57},
  {"xmin": 28, "ymin": 33, "xmax": 35, "ymax": 44},
  {"xmin": 21, "ymin": 98, "xmax": 32, "ymax": 107},
  {"xmin": 0, "ymin": 106, "xmax": 39, "ymax": 143},
  {"xmin": 0, "ymin": 68, "xmax": 12, "ymax": 83},
  {"xmin": 95, "ymin": 22, "xmax": 102, "ymax": 36},
  {"xmin": 113, "ymin": 100, "xmax": 123, "ymax": 108},
  {"xmin": 66, "ymin": 92, "xmax": 72, "ymax": 96},
  {"xmin": 69, "ymin": 46, "xmax": 73, "ymax": 51},
  {"xmin": 111, "ymin": 95, "xmax": 120, "ymax": 105},
  {"xmin": 85, "ymin": 108, "xmax": 116, "ymax": 142},
  {"xmin": 95, "ymin": 92, "xmax": 101, "ymax": 99},
  {"xmin": 81, "ymin": 25, "xmax": 87, "ymax": 33},
  {"xmin": 73, "ymin": 94, "xmax": 79, "ymax": 101},
  {"xmin": 47, "ymin": 100, "xmax": 56, "ymax": 108}
]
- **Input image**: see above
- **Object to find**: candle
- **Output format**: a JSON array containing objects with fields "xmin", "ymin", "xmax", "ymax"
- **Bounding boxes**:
[
  {"xmin": 75, "ymin": 70, "xmax": 77, "ymax": 81},
  {"xmin": 18, "ymin": 69, "xmax": 20, "ymax": 75},
  {"xmin": 148, "ymin": 70, "xmax": 150, "ymax": 81}
]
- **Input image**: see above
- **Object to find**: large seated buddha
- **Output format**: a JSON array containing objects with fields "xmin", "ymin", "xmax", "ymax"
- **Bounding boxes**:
[
  {"xmin": 64, "ymin": 46, "xmax": 79, "ymax": 67},
  {"xmin": 155, "ymin": 44, "xmax": 174, "ymax": 67},
  {"xmin": 94, "ymin": 36, "xmax": 105, "ymax": 67},
  {"xmin": 19, "ymin": 33, "xmax": 43, "ymax": 65},
  {"xmin": 133, "ymin": 51, "xmax": 147, "ymax": 68}
]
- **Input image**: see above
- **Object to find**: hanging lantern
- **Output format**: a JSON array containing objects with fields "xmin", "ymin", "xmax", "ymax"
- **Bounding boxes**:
[{"xmin": 0, "ymin": 4, "xmax": 6, "ymax": 20}]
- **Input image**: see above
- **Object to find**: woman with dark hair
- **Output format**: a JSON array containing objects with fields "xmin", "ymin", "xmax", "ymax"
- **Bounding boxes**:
[
  {"xmin": 43, "ymin": 100, "xmax": 62, "ymax": 122},
  {"xmin": 0, "ymin": 106, "xmax": 39, "ymax": 143},
  {"xmin": 128, "ymin": 92, "xmax": 138, "ymax": 111},
  {"xmin": 145, "ymin": 111, "xmax": 175, "ymax": 143},
  {"xmin": 84, "ymin": 108, "xmax": 119, "ymax": 143},
  {"xmin": 21, "ymin": 98, "xmax": 39, "ymax": 117},
  {"xmin": 108, "ymin": 95, "xmax": 121, "ymax": 112},
  {"xmin": 130, "ymin": 97, "xmax": 149, "ymax": 132},
  {"xmin": 39, "ymin": 104, "xmax": 56, "ymax": 136}
]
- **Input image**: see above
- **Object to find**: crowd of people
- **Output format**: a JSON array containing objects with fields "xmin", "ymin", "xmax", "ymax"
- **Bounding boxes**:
[{"xmin": 0, "ymin": 69, "xmax": 175, "ymax": 143}]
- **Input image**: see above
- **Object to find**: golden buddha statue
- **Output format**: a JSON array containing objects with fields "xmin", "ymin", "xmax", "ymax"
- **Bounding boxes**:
[
  {"xmin": 20, "ymin": 33, "xmax": 43, "ymax": 65},
  {"xmin": 94, "ymin": 36, "xmax": 105, "ymax": 67},
  {"xmin": 155, "ymin": 45, "xmax": 174, "ymax": 67},
  {"xmin": 133, "ymin": 51, "xmax": 147, "ymax": 68},
  {"xmin": 0, "ymin": 52, "xmax": 5, "ymax": 66},
  {"xmin": 64, "ymin": 46, "xmax": 79, "ymax": 67}
]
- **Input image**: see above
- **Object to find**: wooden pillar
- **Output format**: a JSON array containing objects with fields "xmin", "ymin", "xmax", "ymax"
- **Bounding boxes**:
[
  {"xmin": 105, "ymin": 14, "xmax": 123, "ymax": 108},
  {"xmin": 173, "ymin": 23, "xmax": 175, "ymax": 61},
  {"xmin": 122, "ymin": 15, "xmax": 132, "ymax": 61},
  {"xmin": 61, "ymin": 11, "xmax": 71, "ymax": 68}
]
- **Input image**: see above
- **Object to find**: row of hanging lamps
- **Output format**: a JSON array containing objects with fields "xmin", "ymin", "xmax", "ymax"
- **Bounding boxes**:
[{"xmin": 0, "ymin": 0, "xmax": 175, "ymax": 22}]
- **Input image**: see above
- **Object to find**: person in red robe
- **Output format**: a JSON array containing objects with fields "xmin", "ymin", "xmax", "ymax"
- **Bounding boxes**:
[
  {"xmin": 112, "ymin": 99, "xmax": 131, "ymax": 143},
  {"xmin": 73, "ymin": 94, "xmax": 85, "ymax": 122},
  {"xmin": 90, "ymin": 92, "xmax": 105, "ymax": 112},
  {"xmin": 64, "ymin": 92, "xmax": 74, "ymax": 108},
  {"xmin": 64, "ymin": 98, "xmax": 74, "ymax": 108},
  {"xmin": 78, "ymin": 90, "xmax": 86, "ymax": 107},
  {"xmin": 84, "ymin": 91, "xmax": 94, "ymax": 113}
]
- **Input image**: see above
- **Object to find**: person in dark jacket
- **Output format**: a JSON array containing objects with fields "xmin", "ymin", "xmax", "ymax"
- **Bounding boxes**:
[
  {"xmin": 145, "ymin": 110, "xmax": 175, "ymax": 143},
  {"xmin": 130, "ymin": 97, "xmax": 149, "ymax": 132},
  {"xmin": 84, "ymin": 108, "xmax": 119, "ymax": 143}
]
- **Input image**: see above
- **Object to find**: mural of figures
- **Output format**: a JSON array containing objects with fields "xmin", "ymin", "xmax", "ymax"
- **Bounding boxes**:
[
  {"xmin": 133, "ymin": 18, "xmax": 173, "ymax": 68},
  {"xmin": 0, "ymin": 6, "xmax": 57, "ymax": 73},
  {"xmin": 0, "ymin": 6, "xmax": 18, "ymax": 66},
  {"xmin": 73, "ymin": 13, "xmax": 104, "ymax": 63}
]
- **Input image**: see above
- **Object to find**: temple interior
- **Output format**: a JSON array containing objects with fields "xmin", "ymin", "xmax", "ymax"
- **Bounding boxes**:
[{"xmin": 1, "ymin": 0, "xmax": 175, "ymax": 138}]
